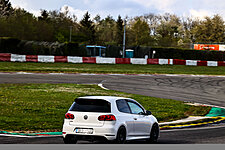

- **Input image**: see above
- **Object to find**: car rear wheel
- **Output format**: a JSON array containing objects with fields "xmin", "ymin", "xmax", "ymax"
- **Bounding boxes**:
[
  {"xmin": 147, "ymin": 123, "xmax": 159, "ymax": 144},
  {"xmin": 116, "ymin": 126, "xmax": 126, "ymax": 144},
  {"xmin": 63, "ymin": 135, "xmax": 77, "ymax": 144}
]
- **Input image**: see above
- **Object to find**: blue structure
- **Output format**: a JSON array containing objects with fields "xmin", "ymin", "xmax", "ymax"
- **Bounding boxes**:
[
  {"xmin": 86, "ymin": 45, "xmax": 107, "ymax": 57},
  {"xmin": 125, "ymin": 49, "xmax": 134, "ymax": 58}
]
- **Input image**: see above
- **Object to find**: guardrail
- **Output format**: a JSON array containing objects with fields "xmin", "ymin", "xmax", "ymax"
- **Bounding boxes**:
[{"xmin": 1, "ymin": 53, "xmax": 225, "ymax": 66}]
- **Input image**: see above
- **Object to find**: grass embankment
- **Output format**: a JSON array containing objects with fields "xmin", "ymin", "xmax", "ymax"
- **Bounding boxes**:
[
  {"xmin": 1, "ymin": 62, "xmax": 225, "ymax": 75},
  {"xmin": 0, "ymin": 83, "xmax": 210, "ymax": 132}
]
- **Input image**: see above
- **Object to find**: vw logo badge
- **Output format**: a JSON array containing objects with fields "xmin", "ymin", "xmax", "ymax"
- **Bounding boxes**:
[{"xmin": 84, "ymin": 115, "xmax": 88, "ymax": 120}]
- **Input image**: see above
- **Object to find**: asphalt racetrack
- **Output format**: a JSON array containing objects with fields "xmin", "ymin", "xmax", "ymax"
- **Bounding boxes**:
[{"xmin": 0, "ymin": 72, "xmax": 225, "ymax": 144}]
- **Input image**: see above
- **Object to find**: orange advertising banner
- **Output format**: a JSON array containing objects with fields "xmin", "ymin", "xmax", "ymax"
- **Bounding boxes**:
[{"xmin": 194, "ymin": 44, "xmax": 219, "ymax": 51}]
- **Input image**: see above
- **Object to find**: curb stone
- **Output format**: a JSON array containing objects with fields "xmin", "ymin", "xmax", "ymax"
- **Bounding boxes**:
[{"xmin": 159, "ymin": 117, "xmax": 225, "ymax": 130}]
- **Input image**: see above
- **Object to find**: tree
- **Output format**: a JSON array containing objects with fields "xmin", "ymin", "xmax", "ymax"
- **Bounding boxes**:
[
  {"xmin": 210, "ymin": 15, "xmax": 225, "ymax": 42},
  {"xmin": 193, "ymin": 15, "xmax": 225, "ymax": 43},
  {"xmin": 47, "ymin": 10, "xmax": 78, "ymax": 42},
  {"xmin": 7, "ymin": 8, "xmax": 38, "ymax": 40},
  {"xmin": 96, "ymin": 15, "xmax": 116, "ymax": 45},
  {"xmin": 0, "ymin": 0, "xmax": 13, "ymax": 17},
  {"xmin": 156, "ymin": 14, "xmax": 182, "ymax": 47},
  {"xmin": 181, "ymin": 17, "xmax": 200, "ymax": 44},
  {"xmin": 116, "ymin": 15, "xmax": 123, "ymax": 46},
  {"xmin": 94, "ymin": 14, "xmax": 101, "ymax": 24},
  {"xmin": 38, "ymin": 10, "xmax": 49, "ymax": 21},
  {"xmin": 130, "ymin": 17, "xmax": 150, "ymax": 45},
  {"xmin": 79, "ymin": 12, "xmax": 96, "ymax": 44},
  {"xmin": 143, "ymin": 13, "xmax": 160, "ymax": 36}
]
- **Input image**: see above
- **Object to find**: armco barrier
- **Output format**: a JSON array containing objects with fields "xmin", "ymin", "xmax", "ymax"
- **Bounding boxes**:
[
  {"xmin": 0, "ymin": 53, "xmax": 11, "ymax": 61},
  {"xmin": 173, "ymin": 59, "xmax": 186, "ymax": 65},
  {"xmin": 82, "ymin": 57, "xmax": 96, "ymax": 64},
  {"xmin": 218, "ymin": 61, "xmax": 225, "ymax": 66},
  {"xmin": 1, "ymin": 53, "xmax": 225, "ymax": 67},
  {"xmin": 26, "ymin": 55, "xmax": 38, "ymax": 62},
  {"xmin": 197, "ymin": 61, "xmax": 207, "ymax": 66},
  {"xmin": 147, "ymin": 59, "xmax": 159, "ymax": 64},
  {"xmin": 54, "ymin": 56, "xmax": 68, "ymax": 63},
  {"xmin": 116, "ymin": 58, "xmax": 130, "ymax": 64}
]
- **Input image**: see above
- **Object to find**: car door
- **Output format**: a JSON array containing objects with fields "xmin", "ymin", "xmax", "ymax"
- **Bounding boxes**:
[
  {"xmin": 127, "ymin": 101, "xmax": 151, "ymax": 136},
  {"xmin": 116, "ymin": 99, "xmax": 134, "ymax": 136}
]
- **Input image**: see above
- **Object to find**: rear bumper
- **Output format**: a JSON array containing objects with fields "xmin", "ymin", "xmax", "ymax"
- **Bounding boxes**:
[
  {"xmin": 62, "ymin": 124, "xmax": 117, "ymax": 141},
  {"xmin": 64, "ymin": 134, "xmax": 111, "ymax": 142}
]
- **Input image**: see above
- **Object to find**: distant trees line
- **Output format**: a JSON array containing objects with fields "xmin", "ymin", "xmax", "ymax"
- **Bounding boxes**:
[{"xmin": 0, "ymin": 0, "xmax": 225, "ymax": 48}]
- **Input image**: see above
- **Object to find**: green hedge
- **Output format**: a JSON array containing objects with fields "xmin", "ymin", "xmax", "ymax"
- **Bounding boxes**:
[
  {"xmin": 0, "ymin": 37, "xmax": 87, "ymax": 56},
  {"xmin": 0, "ymin": 37, "xmax": 21, "ymax": 54},
  {"xmin": 148, "ymin": 47, "xmax": 225, "ymax": 61},
  {"xmin": 104, "ymin": 46, "xmax": 225, "ymax": 61},
  {"xmin": 126, "ymin": 46, "xmax": 225, "ymax": 61},
  {"xmin": 1, "ymin": 37, "xmax": 225, "ymax": 60}
]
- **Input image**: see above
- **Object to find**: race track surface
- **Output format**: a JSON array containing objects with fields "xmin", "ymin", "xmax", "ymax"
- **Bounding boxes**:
[{"xmin": 0, "ymin": 72, "xmax": 225, "ymax": 144}]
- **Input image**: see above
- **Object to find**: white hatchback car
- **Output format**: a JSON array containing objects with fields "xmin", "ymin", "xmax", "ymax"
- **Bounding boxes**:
[{"xmin": 62, "ymin": 96, "xmax": 159, "ymax": 144}]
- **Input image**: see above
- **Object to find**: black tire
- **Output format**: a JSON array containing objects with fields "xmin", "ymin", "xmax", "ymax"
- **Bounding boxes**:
[
  {"xmin": 116, "ymin": 126, "xmax": 127, "ymax": 144},
  {"xmin": 147, "ymin": 123, "xmax": 159, "ymax": 144},
  {"xmin": 63, "ymin": 135, "xmax": 78, "ymax": 144}
]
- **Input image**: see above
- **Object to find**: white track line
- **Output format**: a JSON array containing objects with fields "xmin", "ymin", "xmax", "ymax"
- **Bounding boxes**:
[
  {"xmin": 0, "ymin": 134, "xmax": 62, "ymax": 138},
  {"xmin": 1, "ymin": 72, "xmax": 225, "ymax": 78},
  {"xmin": 98, "ymin": 80, "xmax": 109, "ymax": 90}
]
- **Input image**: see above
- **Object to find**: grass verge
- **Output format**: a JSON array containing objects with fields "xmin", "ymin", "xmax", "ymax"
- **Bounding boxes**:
[
  {"xmin": 0, "ymin": 83, "xmax": 210, "ymax": 132},
  {"xmin": 1, "ymin": 62, "xmax": 225, "ymax": 75}
]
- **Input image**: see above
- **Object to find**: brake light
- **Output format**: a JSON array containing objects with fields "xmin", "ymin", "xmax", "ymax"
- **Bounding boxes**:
[
  {"xmin": 98, "ymin": 115, "xmax": 116, "ymax": 121},
  {"xmin": 65, "ymin": 113, "xmax": 74, "ymax": 119}
]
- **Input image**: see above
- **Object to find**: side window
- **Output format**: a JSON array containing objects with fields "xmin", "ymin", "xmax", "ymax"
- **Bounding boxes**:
[
  {"xmin": 116, "ymin": 99, "xmax": 131, "ymax": 113},
  {"xmin": 127, "ymin": 101, "xmax": 144, "ymax": 114}
]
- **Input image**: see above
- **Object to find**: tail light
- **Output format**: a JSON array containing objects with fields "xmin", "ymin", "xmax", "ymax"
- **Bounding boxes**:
[
  {"xmin": 65, "ymin": 113, "xmax": 74, "ymax": 119},
  {"xmin": 98, "ymin": 115, "xmax": 116, "ymax": 121}
]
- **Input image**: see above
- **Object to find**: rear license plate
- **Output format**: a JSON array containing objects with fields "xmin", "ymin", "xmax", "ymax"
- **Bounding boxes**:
[{"xmin": 75, "ymin": 128, "xmax": 93, "ymax": 134}]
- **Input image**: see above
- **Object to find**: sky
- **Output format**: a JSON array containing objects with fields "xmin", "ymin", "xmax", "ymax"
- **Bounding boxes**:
[{"xmin": 9, "ymin": 0, "xmax": 225, "ymax": 21}]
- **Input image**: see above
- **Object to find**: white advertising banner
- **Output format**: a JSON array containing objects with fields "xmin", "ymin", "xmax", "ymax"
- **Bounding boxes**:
[
  {"xmin": 159, "ymin": 59, "xmax": 168, "ymax": 65},
  {"xmin": 219, "ymin": 45, "xmax": 225, "ymax": 51},
  {"xmin": 68, "ymin": 56, "xmax": 83, "ymax": 63},
  {"xmin": 186, "ymin": 60, "xmax": 197, "ymax": 66},
  {"xmin": 131, "ymin": 58, "xmax": 147, "ymax": 65},
  {"xmin": 207, "ymin": 61, "xmax": 218, "ymax": 67},
  {"xmin": 96, "ymin": 57, "xmax": 115, "ymax": 64},
  {"xmin": 11, "ymin": 54, "xmax": 26, "ymax": 62},
  {"xmin": 38, "ymin": 55, "xmax": 55, "ymax": 63}
]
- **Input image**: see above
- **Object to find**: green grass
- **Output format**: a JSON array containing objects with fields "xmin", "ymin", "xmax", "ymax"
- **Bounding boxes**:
[
  {"xmin": 1, "ymin": 62, "xmax": 225, "ymax": 75},
  {"xmin": 0, "ymin": 83, "xmax": 210, "ymax": 132}
]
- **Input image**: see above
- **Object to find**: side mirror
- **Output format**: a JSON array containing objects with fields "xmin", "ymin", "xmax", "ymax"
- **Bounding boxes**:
[{"xmin": 146, "ymin": 110, "xmax": 152, "ymax": 115}]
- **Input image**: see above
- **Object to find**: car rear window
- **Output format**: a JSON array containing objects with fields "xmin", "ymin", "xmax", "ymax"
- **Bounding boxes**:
[{"xmin": 69, "ymin": 99, "xmax": 111, "ymax": 113}]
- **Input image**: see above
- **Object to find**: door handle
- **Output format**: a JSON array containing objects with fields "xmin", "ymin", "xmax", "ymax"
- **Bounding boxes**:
[{"xmin": 134, "ymin": 118, "xmax": 137, "ymax": 120}]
